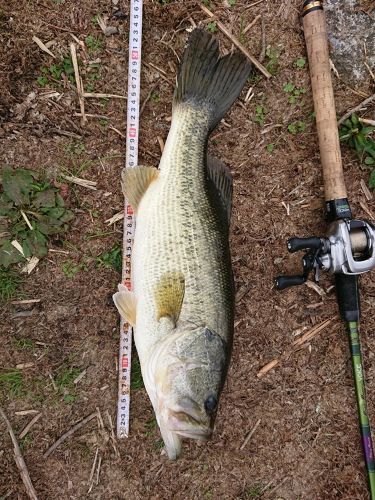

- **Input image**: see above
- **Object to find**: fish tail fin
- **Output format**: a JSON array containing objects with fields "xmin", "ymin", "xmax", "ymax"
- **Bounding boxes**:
[{"xmin": 173, "ymin": 28, "xmax": 252, "ymax": 130}]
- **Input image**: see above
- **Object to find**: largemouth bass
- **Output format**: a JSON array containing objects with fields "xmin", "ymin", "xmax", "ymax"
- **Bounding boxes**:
[{"xmin": 114, "ymin": 29, "xmax": 251, "ymax": 459}]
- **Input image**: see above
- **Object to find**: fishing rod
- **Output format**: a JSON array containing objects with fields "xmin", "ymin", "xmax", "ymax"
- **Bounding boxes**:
[{"xmin": 276, "ymin": 0, "xmax": 375, "ymax": 496}]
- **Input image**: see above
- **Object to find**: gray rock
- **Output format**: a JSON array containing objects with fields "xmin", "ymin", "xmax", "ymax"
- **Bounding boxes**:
[{"xmin": 325, "ymin": 0, "xmax": 375, "ymax": 84}]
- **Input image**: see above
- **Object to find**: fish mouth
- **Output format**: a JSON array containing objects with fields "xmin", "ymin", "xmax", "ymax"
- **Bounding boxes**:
[{"xmin": 167, "ymin": 408, "xmax": 213, "ymax": 441}]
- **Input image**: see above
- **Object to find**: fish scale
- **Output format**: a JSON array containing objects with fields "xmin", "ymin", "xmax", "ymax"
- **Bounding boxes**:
[{"xmin": 133, "ymin": 105, "xmax": 233, "ymax": 356}]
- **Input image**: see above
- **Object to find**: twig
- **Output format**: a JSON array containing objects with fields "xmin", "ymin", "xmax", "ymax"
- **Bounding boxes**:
[
  {"xmin": 70, "ymin": 43, "xmax": 86, "ymax": 125},
  {"xmin": 140, "ymin": 82, "xmax": 159, "ymax": 116},
  {"xmin": 43, "ymin": 412, "xmax": 97, "ymax": 458},
  {"xmin": 360, "ymin": 200, "xmax": 375, "ymax": 220},
  {"xmin": 360, "ymin": 117, "xmax": 375, "ymax": 127},
  {"xmin": 32, "ymin": 36, "xmax": 56, "ymax": 58},
  {"xmin": 15, "ymin": 410, "xmax": 39, "ymax": 416},
  {"xmin": 20, "ymin": 210, "xmax": 33, "ymax": 231},
  {"xmin": 0, "ymin": 407, "xmax": 39, "ymax": 500},
  {"xmin": 198, "ymin": 4, "xmax": 271, "ymax": 79},
  {"xmin": 106, "ymin": 410, "xmax": 120, "ymax": 458},
  {"xmin": 19, "ymin": 413, "xmax": 42, "ymax": 440},
  {"xmin": 337, "ymin": 93, "xmax": 375, "ymax": 126},
  {"xmin": 361, "ymin": 179, "xmax": 373, "ymax": 201},
  {"xmin": 87, "ymin": 447, "xmax": 99, "ymax": 493},
  {"xmin": 61, "ymin": 174, "xmax": 97, "ymax": 190},
  {"xmin": 243, "ymin": 0, "xmax": 266, "ymax": 9},
  {"xmin": 257, "ymin": 318, "xmax": 334, "ymax": 377},
  {"xmin": 259, "ymin": 17, "xmax": 266, "ymax": 63},
  {"xmin": 11, "ymin": 299, "xmax": 41, "ymax": 305},
  {"xmin": 105, "ymin": 211, "xmax": 124, "ymax": 225},
  {"xmin": 82, "ymin": 92, "xmax": 127, "ymax": 99},
  {"xmin": 243, "ymin": 15, "xmax": 261, "ymax": 35},
  {"xmin": 109, "ymin": 125, "xmax": 125, "ymax": 138},
  {"xmin": 239, "ymin": 418, "xmax": 261, "ymax": 450}
]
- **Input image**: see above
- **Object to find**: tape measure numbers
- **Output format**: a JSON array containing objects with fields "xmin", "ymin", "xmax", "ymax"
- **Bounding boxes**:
[{"xmin": 117, "ymin": 0, "xmax": 143, "ymax": 439}]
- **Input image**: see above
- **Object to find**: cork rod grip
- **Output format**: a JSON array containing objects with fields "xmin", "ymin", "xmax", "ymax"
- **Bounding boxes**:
[{"xmin": 303, "ymin": 4, "xmax": 347, "ymax": 201}]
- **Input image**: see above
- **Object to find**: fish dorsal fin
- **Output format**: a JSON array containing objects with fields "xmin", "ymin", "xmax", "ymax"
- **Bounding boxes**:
[
  {"xmin": 121, "ymin": 166, "xmax": 159, "ymax": 213},
  {"xmin": 207, "ymin": 156, "xmax": 233, "ymax": 222},
  {"xmin": 113, "ymin": 284, "xmax": 137, "ymax": 327},
  {"xmin": 154, "ymin": 272, "xmax": 185, "ymax": 326}
]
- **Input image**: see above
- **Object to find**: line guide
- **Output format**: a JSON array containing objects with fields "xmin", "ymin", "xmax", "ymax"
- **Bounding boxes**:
[{"xmin": 117, "ymin": 0, "xmax": 143, "ymax": 439}]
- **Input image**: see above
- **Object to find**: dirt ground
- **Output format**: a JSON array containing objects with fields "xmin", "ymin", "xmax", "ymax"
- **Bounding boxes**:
[{"xmin": 1, "ymin": 0, "xmax": 375, "ymax": 498}]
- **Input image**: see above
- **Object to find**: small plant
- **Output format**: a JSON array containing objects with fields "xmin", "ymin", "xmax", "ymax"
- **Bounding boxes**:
[
  {"xmin": 245, "ymin": 484, "xmax": 263, "ymax": 499},
  {"xmin": 0, "ymin": 167, "xmax": 74, "ymax": 267},
  {"xmin": 288, "ymin": 120, "xmax": 306, "ymax": 135},
  {"xmin": 295, "ymin": 57, "xmax": 306, "ymax": 68},
  {"xmin": 266, "ymin": 143, "xmax": 275, "ymax": 154},
  {"xmin": 96, "ymin": 243, "xmax": 122, "ymax": 273},
  {"xmin": 37, "ymin": 57, "xmax": 75, "ymax": 87},
  {"xmin": 228, "ymin": 0, "xmax": 236, "ymax": 5},
  {"xmin": 85, "ymin": 62, "xmax": 101, "ymax": 92},
  {"xmin": 85, "ymin": 34, "xmax": 102, "ymax": 53},
  {"xmin": 150, "ymin": 91, "xmax": 160, "ymax": 103},
  {"xmin": 145, "ymin": 417, "xmax": 157, "ymax": 437},
  {"xmin": 207, "ymin": 21, "xmax": 217, "ymax": 33},
  {"xmin": 55, "ymin": 364, "xmax": 82, "ymax": 404},
  {"xmin": 12, "ymin": 337, "xmax": 36, "ymax": 352},
  {"xmin": 265, "ymin": 47, "xmax": 279, "ymax": 76},
  {"xmin": 339, "ymin": 114, "xmax": 375, "ymax": 188},
  {"xmin": 0, "ymin": 267, "xmax": 23, "ymax": 301},
  {"xmin": 283, "ymin": 82, "xmax": 306, "ymax": 104},
  {"xmin": 255, "ymin": 105, "xmax": 266, "ymax": 126},
  {"xmin": 0, "ymin": 369, "xmax": 23, "ymax": 398},
  {"xmin": 131, "ymin": 357, "xmax": 144, "ymax": 390},
  {"xmin": 61, "ymin": 259, "xmax": 87, "ymax": 278}
]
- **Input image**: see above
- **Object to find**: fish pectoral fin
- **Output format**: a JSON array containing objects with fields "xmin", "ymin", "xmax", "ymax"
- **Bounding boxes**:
[
  {"xmin": 113, "ymin": 284, "xmax": 137, "ymax": 326},
  {"xmin": 155, "ymin": 272, "xmax": 185, "ymax": 326},
  {"xmin": 121, "ymin": 166, "xmax": 159, "ymax": 213},
  {"xmin": 207, "ymin": 155, "xmax": 233, "ymax": 222}
]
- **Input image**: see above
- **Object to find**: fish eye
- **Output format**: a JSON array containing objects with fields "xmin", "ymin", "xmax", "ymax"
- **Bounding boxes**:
[{"xmin": 204, "ymin": 395, "xmax": 217, "ymax": 413}]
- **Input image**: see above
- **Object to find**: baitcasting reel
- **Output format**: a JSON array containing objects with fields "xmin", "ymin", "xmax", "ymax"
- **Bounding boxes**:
[{"xmin": 276, "ymin": 219, "xmax": 375, "ymax": 290}]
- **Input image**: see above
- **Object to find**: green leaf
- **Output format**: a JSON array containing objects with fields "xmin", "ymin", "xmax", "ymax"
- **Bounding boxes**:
[
  {"xmin": 369, "ymin": 170, "xmax": 375, "ymax": 189},
  {"xmin": 365, "ymin": 157, "xmax": 375, "ymax": 165},
  {"xmin": 46, "ymin": 207, "xmax": 66, "ymax": 220},
  {"xmin": 295, "ymin": 57, "xmax": 306, "ymax": 68},
  {"xmin": 1, "ymin": 167, "xmax": 35, "ymax": 206},
  {"xmin": 33, "ymin": 189, "xmax": 56, "ymax": 208},
  {"xmin": 266, "ymin": 143, "xmax": 275, "ymax": 154},
  {"xmin": 351, "ymin": 113, "xmax": 359, "ymax": 126},
  {"xmin": 55, "ymin": 193, "xmax": 65, "ymax": 207},
  {"xmin": 0, "ymin": 193, "xmax": 14, "ymax": 216},
  {"xmin": 361, "ymin": 126, "xmax": 375, "ymax": 136},
  {"xmin": 23, "ymin": 230, "xmax": 48, "ymax": 258},
  {"xmin": 0, "ymin": 240, "xmax": 25, "ymax": 267},
  {"xmin": 344, "ymin": 119, "xmax": 353, "ymax": 129},
  {"xmin": 283, "ymin": 83, "xmax": 294, "ymax": 93}
]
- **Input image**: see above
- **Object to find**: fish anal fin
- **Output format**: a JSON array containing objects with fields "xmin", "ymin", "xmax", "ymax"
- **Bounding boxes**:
[
  {"xmin": 207, "ymin": 156, "xmax": 233, "ymax": 221},
  {"xmin": 113, "ymin": 284, "xmax": 137, "ymax": 326},
  {"xmin": 121, "ymin": 166, "xmax": 159, "ymax": 213},
  {"xmin": 154, "ymin": 272, "xmax": 185, "ymax": 325}
]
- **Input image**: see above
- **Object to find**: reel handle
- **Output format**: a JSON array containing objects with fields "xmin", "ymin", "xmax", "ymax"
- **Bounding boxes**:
[
  {"xmin": 287, "ymin": 237, "xmax": 322, "ymax": 253},
  {"xmin": 275, "ymin": 275, "xmax": 306, "ymax": 290},
  {"xmin": 303, "ymin": 1, "xmax": 348, "ymax": 202}
]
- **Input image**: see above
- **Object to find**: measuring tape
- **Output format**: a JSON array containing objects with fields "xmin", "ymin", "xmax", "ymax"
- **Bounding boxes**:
[{"xmin": 117, "ymin": 0, "xmax": 143, "ymax": 439}]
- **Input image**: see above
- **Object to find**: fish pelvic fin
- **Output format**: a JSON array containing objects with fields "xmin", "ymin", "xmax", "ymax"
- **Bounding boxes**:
[
  {"xmin": 121, "ymin": 166, "xmax": 159, "ymax": 213},
  {"xmin": 113, "ymin": 284, "xmax": 137, "ymax": 326},
  {"xmin": 154, "ymin": 271, "xmax": 185, "ymax": 326},
  {"xmin": 207, "ymin": 155, "xmax": 233, "ymax": 222},
  {"xmin": 173, "ymin": 28, "xmax": 252, "ymax": 131}
]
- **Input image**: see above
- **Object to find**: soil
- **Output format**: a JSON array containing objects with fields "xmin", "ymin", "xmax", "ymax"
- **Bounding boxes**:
[{"xmin": 1, "ymin": 1, "xmax": 375, "ymax": 499}]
